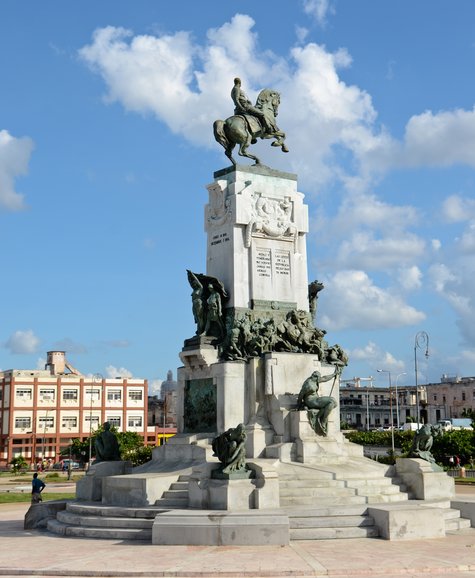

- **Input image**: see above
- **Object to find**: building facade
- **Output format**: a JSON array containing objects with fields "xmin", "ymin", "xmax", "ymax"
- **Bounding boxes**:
[
  {"xmin": 425, "ymin": 375, "xmax": 475, "ymax": 421},
  {"xmin": 340, "ymin": 378, "xmax": 428, "ymax": 430},
  {"xmin": 340, "ymin": 375, "xmax": 475, "ymax": 430},
  {"xmin": 0, "ymin": 351, "xmax": 152, "ymax": 467}
]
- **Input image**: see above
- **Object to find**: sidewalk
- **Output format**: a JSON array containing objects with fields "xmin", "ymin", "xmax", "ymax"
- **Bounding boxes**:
[{"xmin": 2, "ymin": 501, "xmax": 475, "ymax": 578}]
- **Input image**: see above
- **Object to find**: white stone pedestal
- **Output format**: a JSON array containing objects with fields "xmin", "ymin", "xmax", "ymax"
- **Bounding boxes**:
[
  {"xmin": 188, "ymin": 459, "xmax": 280, "ymax": 510},
  {"xmin": 205, "ymin": 165, "xmax": 309, "ymax": 311},
  {"xmin": 395, "ymin": 457, "xmax": 455, "ymax": 500},
  {"xmin": 76, "ymin": 461, "xmax": 132, "ymax": 502}
]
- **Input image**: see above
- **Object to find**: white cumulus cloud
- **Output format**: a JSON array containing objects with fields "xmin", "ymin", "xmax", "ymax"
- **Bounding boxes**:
[
  {"xmin": 105, "ymin": 364, "xmax": 133, "ymax": 378},
  {"xmin": 5, "ymin": 329, "xmax": 40, "ymax": 354},
  {"xmin": 0, "ymin": 129, "xmax": 34, "ymax": 211},
  {"xmin": 303, "ymin": 0, "xmax": 335, "ymax": 25},
  {"xmin": 319, "ymin": 270, "xmax": 425, "ymax": 331},
  {"xmin": 349, "ymin": 341, "xmax": 405, "ymax": 373},
  {"xmin": 397, "ymin": 266, "xmax": 423, "ymax": 291},
  {"xmin": 401, "ymin": 107, "xmax": 475, "ymax": 168},
  {"xmin": 79, "ymin": 16, "xmax": 475, "ymax": 195},
  {"xmin": 442, "ymin": 194, "xmax": 475, "ymax": 223}
]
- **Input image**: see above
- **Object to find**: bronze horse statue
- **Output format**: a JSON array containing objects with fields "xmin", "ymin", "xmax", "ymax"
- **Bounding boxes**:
[{"xmin": 213, "ymin": 88, "xmax": 288, "ymax": 165}]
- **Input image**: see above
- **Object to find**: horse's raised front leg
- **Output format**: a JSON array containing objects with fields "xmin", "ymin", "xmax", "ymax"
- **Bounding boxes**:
[{"xmin": 269, "ymin": 130, "xmax": 289, "ymax": 153}]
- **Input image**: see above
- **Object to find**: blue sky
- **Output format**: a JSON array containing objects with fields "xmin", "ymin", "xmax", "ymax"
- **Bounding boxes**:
[{"xmin": 2, "ymin": 1, "xmax": 475, "ymax": 393}]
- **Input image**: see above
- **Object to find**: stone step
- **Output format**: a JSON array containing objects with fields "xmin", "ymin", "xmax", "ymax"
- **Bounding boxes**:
[
  {"xmin": 154, "ymin": 497, "xmax": 189, "ymax": 508},
  {"xmin": 362, "ymin": 492, "xmax": 410, "ymax": 504},
  {"xmin": 280, "ymin": 486, "xmax": 357, "ymax": 498},
  {"xmin": 278, "ymin": 471, "xmax": 335, "ymax": 481},
  {"xmin": 290, "ymin": 515, "xmax": 374, "ymax": 529},
  {"xmin": 67, "ymin": 502, "xmax": 162, "ymax": 518},
  {"xmin": 446, "ymin": 517, "xmax": 472, "ymax": 532},
  {"xmin": 284, "ymin": 504, "xmax": 369, "ymax": 517},
  {"xmin": 279, "ymin": 479, "xmax": 345, "ymax": 488},
  {"xmin": 281, "ymin": 495, "xmax": 367, "ymax": 506},
  {"xmin": 162, "ymin": 489, "xmax": 188, "ymax": 500},
  {"xmin": 290, "ymin": 525, "xmax": 379, "ymax": 540},
  {"xmin": 177, "ymin": 475, "xmax": 191, "ymax": 482},
  {"xmin": 57, "ymin": 510, "xmax": 153, "ymax": 530},
  {"xmin": 443, "ymin": 508, "xmax": 472, "ymax": 532},
  {"xmin": 47, "ymin": 518, "xmax": 151, "ymax": 540},
  {"xmin": 169, "ymin": 482, "xmax": 189, "ymax": 491},
  {"xmin": 345, "ymin": 477, "xmax": 396, "ymax": 488},
  {"xmin": 353, "ymin": 484, "xmax": 405, "ymax": 496}
]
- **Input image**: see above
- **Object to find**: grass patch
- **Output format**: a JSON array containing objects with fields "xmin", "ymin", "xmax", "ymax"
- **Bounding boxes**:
[
  {"xmin": 0, "ymin": 492, "xmax": 75, "ymax": 504},
  {"xmin": 455, "ymin": 478, "xmax": 475, "ymax": 485}
]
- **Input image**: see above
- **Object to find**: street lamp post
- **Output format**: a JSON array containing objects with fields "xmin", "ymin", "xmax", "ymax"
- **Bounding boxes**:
[
  {"xmin": 67, "ymin": 438, "xmax": 73, "ymax": 481},
  {"xmin": 414, "ymin": 331, "xmax": 429, "ymax": 426},
  {"xmin": 366, "ymin": 387, "xmax": 370, "ymax": 431},
  {"xmin": 377, "ymin": 369, "xmax": 394, "ymax": 454},
  {"xmin": 394, "ymin": 372, "xmax": 407, "ymax": 430},
  {"xmin": 88, "ymin": 373, "xmax": 103, "ymax": 467}
]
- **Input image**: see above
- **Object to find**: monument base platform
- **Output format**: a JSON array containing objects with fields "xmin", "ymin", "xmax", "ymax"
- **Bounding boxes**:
[{"xmin": 152, "ymin": 509, "xmax": 289, "ymax": 546}]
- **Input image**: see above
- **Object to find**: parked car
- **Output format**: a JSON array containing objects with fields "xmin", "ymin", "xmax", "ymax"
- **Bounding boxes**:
[{"xmin": 53, "ymin": 460, "xmax": 81, "ymax": 470}]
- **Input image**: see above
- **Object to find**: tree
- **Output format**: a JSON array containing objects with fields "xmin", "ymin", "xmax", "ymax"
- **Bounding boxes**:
[
  {"xmin": 431, "ymin": 429, "xmax": 475, "ymax": 466},
  {"xmin": 64, "ymin": 425, "xmax": 152, "ymax": 467},
  {"xmin": 10, "ymin": 455, "xmax": 28, "ymax": 474}
]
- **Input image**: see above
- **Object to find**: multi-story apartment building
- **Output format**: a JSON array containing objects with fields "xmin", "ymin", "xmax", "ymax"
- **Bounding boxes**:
[
  {"xmin": 0, "ymin": 351, "xmax": 152, "ymax": 467},
  {"xmin": 340, "ymin": 375, "xmax": 475, "ymax": 430},
  {"xmin": 340, "ymin": 377, "xmax": 428, "ymax": 430},
  {"xmin": 425, "ymin": 375, "xmax": 475, "ymax": 420}
]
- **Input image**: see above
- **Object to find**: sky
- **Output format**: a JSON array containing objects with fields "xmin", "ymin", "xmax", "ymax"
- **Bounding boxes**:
[{"xmin": 1, "ymin": 1, "xmax": 475, "ymax": 393}]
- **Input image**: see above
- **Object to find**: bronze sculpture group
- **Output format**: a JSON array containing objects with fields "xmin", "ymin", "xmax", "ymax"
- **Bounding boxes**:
[
  {"xmin": 212, "ymin": 423, "xmax": 250, "ymax": 476},
  {"xmin": 297, "ymin": 368, "xmax": 339, "ymax": 436},
  {"xmin": 94, "ymin": 421, "xmax": 121, "ymax": 463},
  {"xmin": 187, "ymin": 270, "xmax": 228, "ymax": 340}
]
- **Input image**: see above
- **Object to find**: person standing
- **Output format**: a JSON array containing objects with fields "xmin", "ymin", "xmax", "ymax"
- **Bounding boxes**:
[{"xmin": 31, "ymin": 473, "xmax": 45, "ymax": 504}]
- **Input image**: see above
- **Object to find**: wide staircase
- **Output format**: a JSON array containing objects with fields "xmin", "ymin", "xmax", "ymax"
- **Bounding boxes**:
[
  {"xmin": 48, "ymin": 473, "xmax": 191, "ymax": 540},
  {"xmin": 48, "ymin": 460, "xmax": 471, "ymax": 541},
  {"xmin": 275, "ymin": 459, "xmax": 471, "ymax": 539}
]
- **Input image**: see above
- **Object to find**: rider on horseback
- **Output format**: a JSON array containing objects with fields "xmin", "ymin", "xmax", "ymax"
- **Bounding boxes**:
[
  {"xmin": 231, "ymin": 78, "xmax": 288, "ymax": 152},
  {"xmin": 213, "ymin": 79, "xmax": 289, "ymax": 165},
  {"xmin": 231, "ymin": 78, "xmax": 272, "ymax": 139}
]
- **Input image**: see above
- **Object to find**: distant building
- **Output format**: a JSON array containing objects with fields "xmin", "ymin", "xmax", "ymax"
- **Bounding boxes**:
[
  {"xmin": 340, "ymin": 377, "xmax": 428, "ymax": 429},
  {"xmin": 425, "ymin": 375, "xmax": 475, "ymax": 421},
  {"xmin": 340, "ymin": 374, "xmax": 475, "ymax": 430},
  {"xmin": 148, "ymin": 370, "xmax": 177, "ymax": 444},
  {"xmin": 0, "ymin": 351, "xmax": 155, "ymax": 467}
]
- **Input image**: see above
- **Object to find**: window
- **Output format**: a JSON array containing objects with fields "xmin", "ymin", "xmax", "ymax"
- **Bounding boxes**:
[
  {"xmin": 107, "ymin": 390, "xmax": 122, "ymax": 401},
  {"xmin": 462, "ymin": 392, "xmax": 466, "ymax": 401},
  {"xmin": 129, "ymin": 390, "xmax": 143, "ymax": 401},
  {"xmin": 108, "ymin": 416, "xmax": 121, "ymax": 427},
  {"xmin": 85, "ymin": 415, "xmax": 100, "ymax": 426},
  {"xmin": 85, "ymin": 389, "xmax": 100, "ymax": 401},
  {"xmin": 128, "ymin": 416, "xmax": 142, "ymax": 427},
  {"xmin": 39, "ymin": 416, "xmax": 54, "ymax": 429},
  {"xmin": 433, "ymin": 394, "xmax": 437, "ymax": 402},
  {"xmin": 40, "ymin": 389, "xmax": 55, "ymax": 401},
  {"xmin": 443, "ymin": 395, "xmax": 446, "ymax": 403},
  {"xmin": 63, "ymin": 389, "xmax": 78, "ymax": 401},
  {"xmin": 62, "ymin": 416, "xmax": 78, "ymax": 428},
  {"xmin": 15, "ymin": 417, "xmax": 31, "ymax": 429},
  {"xmin": 16, "ymin": 388, "xmax": 32, "ymax": 400}
]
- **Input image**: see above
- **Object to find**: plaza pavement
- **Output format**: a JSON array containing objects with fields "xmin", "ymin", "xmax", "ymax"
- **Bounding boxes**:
[{"xmin": 2, "ymin": 484, "xmax": 475, "ymax": 578}]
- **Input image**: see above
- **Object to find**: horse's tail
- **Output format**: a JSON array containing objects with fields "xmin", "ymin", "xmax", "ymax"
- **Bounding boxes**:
[{"xmin": 213, "ymin": 120, "xmax": 229, "ymax": 150}]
